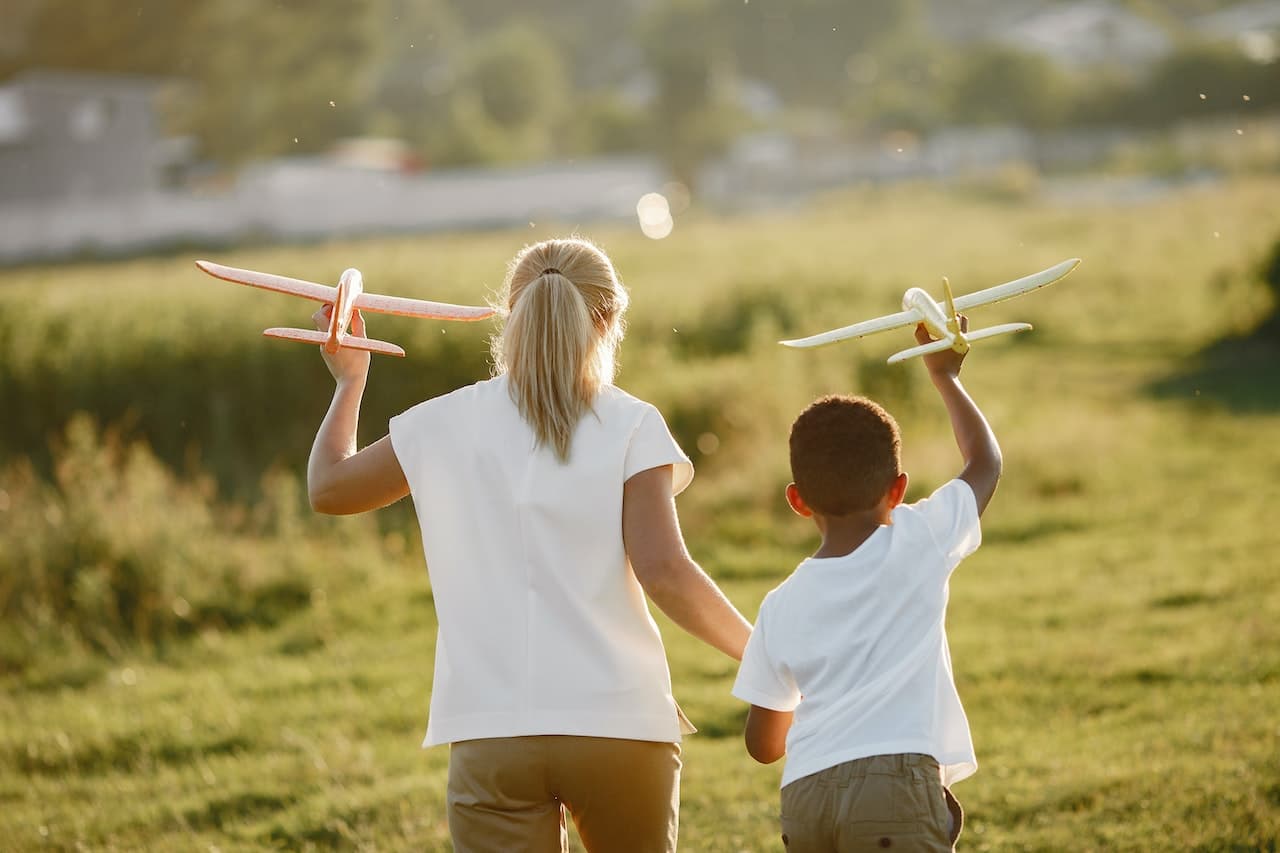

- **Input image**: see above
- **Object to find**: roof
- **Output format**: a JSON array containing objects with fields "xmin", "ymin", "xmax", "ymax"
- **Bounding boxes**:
[
  {"xmin": 995, "ymin": 1, "xmax": 1172, "ymax": 67},
  {"xmin": 0, "ymin": 69, "xmax": 171, "ymax": 145},
  {"xmin": 0, "ymin": 68, "xmax": 168, "ymax": 97},
  {"xmin": 0, "ymin": 89, "xmax": 28, "ymax": 144},
  {"xmin": 1191, "ymin": 1, "xmax": 1280, "ymax": 37}
]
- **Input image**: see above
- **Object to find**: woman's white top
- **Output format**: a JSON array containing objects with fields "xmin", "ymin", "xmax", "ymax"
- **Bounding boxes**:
[
  {"xmin": 389, "ymin": 375, "xmax": 694, "ymax": 747},
  {"xmin": 732, "ymin": 479, "xmax": 982, "ymax": 788}
]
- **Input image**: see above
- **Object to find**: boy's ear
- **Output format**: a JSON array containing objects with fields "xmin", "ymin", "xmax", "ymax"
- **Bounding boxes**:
[
  {"xmin": 887, "ymin": 472, "xmax": 909, "ymax": 509},
  {"xmin": 785, "ymin": 483, "xmax": 813, "ymax": 518}
]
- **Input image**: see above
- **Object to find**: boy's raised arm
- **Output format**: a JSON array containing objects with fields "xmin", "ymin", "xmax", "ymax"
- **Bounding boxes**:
[{"xmin": 915, "ymin": 320, "xmax": 1003, "ymax": 515}]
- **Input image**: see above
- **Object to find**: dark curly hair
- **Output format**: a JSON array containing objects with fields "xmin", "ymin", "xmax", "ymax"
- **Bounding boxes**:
[{"xmin": 789, "ymin": 395, "xmax": 902, "ymax": 515}]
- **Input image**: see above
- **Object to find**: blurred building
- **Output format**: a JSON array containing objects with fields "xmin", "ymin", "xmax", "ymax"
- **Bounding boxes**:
[
  {"xmin": 1192, "ymin": 1, "xmax": 1280, "ymax": 63},
  {"xmin": 991, "ymin": 1, "xmax": 1172, "ymax": 70},
  {"xmin": 0, "ymin": 70, "xmax": 180, "ymax": 203}
]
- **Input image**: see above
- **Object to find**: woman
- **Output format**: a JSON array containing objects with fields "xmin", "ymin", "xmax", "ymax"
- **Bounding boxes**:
[{"xmin": 307, "ymin": 236, "xmax": 751, "ymax": 852}]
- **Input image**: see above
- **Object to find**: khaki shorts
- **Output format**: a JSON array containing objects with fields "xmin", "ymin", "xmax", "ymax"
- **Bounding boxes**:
[
  {"xmin": 779, "ymin": 753, "xmax": 964, "ymax": 852},
  {"xmin": 447, "ymin": 735, "xmax": 682, "ymax": 853}
]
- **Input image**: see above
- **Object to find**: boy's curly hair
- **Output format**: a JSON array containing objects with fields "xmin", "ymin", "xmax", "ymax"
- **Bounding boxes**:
[{"xmin": 789, "ymin": 395, "xmax": 902, "ymax": 515}]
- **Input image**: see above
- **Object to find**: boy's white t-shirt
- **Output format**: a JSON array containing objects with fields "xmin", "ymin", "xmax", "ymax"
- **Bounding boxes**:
[
  {"xmin": 389, "ymin": 375, "xmax": 694, "ymax": 747},
  {"xmin": 732, "ymin": 479, "xmax": 982, "ymax": 788}
]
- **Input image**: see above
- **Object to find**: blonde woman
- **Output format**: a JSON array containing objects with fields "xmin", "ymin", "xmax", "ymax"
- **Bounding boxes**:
[{"xmin": 307, "ymin": 237, "xmax": 751, "ymax": 852}]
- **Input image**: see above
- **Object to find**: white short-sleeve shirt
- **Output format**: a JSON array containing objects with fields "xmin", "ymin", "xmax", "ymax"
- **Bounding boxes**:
[
  {"xmin": 732, "ymin": 479, "xmax": 982, "ymax": 787},
  {"xmin": 389, "ymin": 375, "xmax": 693, "ymax": 746}
]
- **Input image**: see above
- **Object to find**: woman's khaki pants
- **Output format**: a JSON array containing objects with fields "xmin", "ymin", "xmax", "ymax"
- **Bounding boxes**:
[{"xmin": 447, "ymin": 735, "xmax": 682, "ymax": 853}]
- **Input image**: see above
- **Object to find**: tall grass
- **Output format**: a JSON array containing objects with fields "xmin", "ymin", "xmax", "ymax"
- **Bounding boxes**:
[{"xmin": 0, "ymin": 415, "xmax": 395, "ymax": 671}]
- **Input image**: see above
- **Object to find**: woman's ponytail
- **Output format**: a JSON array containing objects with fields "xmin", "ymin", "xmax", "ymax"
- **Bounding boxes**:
[{"xmin": 492, "ymin": 238, "xmax": 628, "ymax": 462}]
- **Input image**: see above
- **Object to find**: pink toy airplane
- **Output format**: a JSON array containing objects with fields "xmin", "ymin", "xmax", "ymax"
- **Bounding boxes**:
[{"xmin": 195, "ymin": 260, "xmax": 495, "ymax": 357}]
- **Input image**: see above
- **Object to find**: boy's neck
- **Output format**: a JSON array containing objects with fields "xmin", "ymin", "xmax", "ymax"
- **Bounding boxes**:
[{"xmin": 811, "ymin": 508, "xmax": 892, "ymax": 560}]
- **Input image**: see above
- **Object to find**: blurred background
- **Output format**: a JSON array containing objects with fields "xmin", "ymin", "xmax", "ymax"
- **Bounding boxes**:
[
  {"xmin": 2, "ymin": 1, "xmax": 1280, "ymax": 850},
  {"xmin": 1, "ymin": 0, "xmax": 1278, "ymax": 260}
]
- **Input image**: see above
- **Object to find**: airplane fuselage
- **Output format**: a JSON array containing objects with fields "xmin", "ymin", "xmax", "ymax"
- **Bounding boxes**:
[
  {"xmin": 902, "ymin": 287, "xmax": 954, "ymax": 342},
  {"xmin": 327, "ymin": 268, "xmax": 364, "ymax": 353}
]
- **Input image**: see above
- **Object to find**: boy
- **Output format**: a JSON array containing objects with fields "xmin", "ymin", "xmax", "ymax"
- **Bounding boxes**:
[{"xmin": 732, "ymin": 320, "xmax": 1001, "ymax": 852}]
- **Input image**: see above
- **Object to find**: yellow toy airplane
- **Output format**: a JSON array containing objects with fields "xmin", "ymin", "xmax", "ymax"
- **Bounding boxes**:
[
  {"xmin": 780, "ymin": 258, "xmax": 1081, "ymax": 363},
  {"xmin": 196, "ymin": 260, "xmax": 495, "ymax": 357}
]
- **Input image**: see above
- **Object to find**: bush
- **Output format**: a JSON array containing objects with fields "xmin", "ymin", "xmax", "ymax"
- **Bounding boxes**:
[
  {"xmin": 0, "ymin": 416, "xmax": 321, "ymax": 667},
  {"xmin": 1259, "ymin": 235, "xmax": 1280, "ymax": 337}
]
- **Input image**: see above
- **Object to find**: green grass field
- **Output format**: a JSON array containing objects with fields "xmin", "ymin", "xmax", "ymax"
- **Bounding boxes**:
[{"xmin": 2, "ymin": 177, "xmax": 1279, "ymax": 851}]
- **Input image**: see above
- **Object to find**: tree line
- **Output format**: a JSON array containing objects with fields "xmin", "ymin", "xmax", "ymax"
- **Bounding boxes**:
[{"xmin": 2, "ymin": 0, "xmax": 1273, "ymax": 180}]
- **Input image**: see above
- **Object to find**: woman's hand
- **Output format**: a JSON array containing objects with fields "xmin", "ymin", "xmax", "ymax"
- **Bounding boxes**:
[{"xmin": 313, "ymin": 304, "xmax": 371, "ymax": 384}]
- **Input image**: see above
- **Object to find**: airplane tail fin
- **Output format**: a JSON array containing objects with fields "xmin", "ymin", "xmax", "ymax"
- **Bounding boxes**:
[
  {"xmin": 886, "ymin": 322, "xmax": 1032, "ymax": 364},
  {"xmin": 262, "ymin": 327, "xmax": 406, "ymax": 357}
]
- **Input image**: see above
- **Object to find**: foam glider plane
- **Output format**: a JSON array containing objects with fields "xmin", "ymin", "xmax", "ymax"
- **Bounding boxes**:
[
  {"xmin": 780, "ymin": 258, "xmax": 1081, "ymax": 364},
  {"xmin": 195, "ymin": 260, "xmax": 495, "ymax": 357}
]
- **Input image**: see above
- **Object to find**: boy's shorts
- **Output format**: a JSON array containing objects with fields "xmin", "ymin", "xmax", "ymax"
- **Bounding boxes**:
[{"xmin": 779, "ymin": 753, "xmax": 963, "ymax": 852}]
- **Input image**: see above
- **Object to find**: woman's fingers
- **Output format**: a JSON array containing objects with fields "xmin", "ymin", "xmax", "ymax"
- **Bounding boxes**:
[{"xmin": 313, "ymin": 305, "xmax": 367, "ymax": 337}]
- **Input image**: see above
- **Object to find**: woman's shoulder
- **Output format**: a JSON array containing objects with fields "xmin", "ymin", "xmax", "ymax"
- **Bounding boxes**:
[
  {"xmin": 594, "ymin": 384, "xmax": 665, "ymax": 422},
  {"xmin": 395, "ymin": 375, "xmax": 508, "ymax": 424}
]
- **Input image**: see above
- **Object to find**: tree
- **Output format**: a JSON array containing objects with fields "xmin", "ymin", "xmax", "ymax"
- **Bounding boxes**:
[
  {"xmin": 722, "ymin": 0, "xmax": 914, "ymax": 106},
  {"xmin": 4, "ymin": 0, "xmax": 390, "ymax": 166},
  {"xmin": 1073, "ymin": 41, "xmax": 1280, "ymax": 128},
  {"xmin": 946, "ymin": 43, "xmax": 1072, "ymax": 131},
  {"xmin": 844, "ymin": 27, "xmax": 950, "ymax": 134},
  {"xmin": 171, "ymin": 0, "xmax": 387, "ymax": 165},
  {"xmin": 0, "ymin": 0, "xmax": 199, "ymax": 79},
  {"xmin": 464, "ymin": 24, "xmax": 566, "ymax": 131},
  {"xmin": 411, "ymin": 22, "xmax": 569, "ymax": 166},
  {"xmin": 366, "ymin": 0, "xmax": 464, "ymax": 163},
  {"xmin": 641, "ymin": 0, "xmax": 740, "ymax": 188}
]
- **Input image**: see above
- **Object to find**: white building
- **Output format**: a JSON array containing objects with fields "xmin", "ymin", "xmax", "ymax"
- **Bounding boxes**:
[
  {"xmin": 0, "ymin": 70, "xmax": 176, "ymax": 203},
  {"xmin": 993, "ymin": 1, "xmax": 1173, "ymax": 70}
]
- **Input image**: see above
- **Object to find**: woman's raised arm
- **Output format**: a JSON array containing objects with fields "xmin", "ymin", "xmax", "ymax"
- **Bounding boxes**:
[{"xmin": 307, "ymin": 306, "xmax": 410, "ymax": 515}]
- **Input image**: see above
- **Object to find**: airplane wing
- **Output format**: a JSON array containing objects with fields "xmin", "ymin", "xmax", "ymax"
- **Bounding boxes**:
[
  {"xmin": 952, "ymin": 258, "xmax": 1080, "ymax": 312},
  {"xmin": 195, "ymin": 260, "xmax": 335, "ymax": 302},
  {"xmin": 779, "ymin": 308, "xmax": 920, "ymax": 349},
  {"xmin": 263, "ymin": 327, "xmax": 406, "ymax": 357},
  {"xmin": 198, "ymin": 260, "xmax": 495, "ymax": 321},
  {"xmin": 355, "ymin": 291, "xmax": 496, "ymax": 322}
]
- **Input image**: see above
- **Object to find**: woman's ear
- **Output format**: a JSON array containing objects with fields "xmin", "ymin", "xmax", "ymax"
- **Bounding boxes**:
[
  {"xmin": 887, "ymin": 472, "xmax": 909, "ymax": 509},
  {"xmin": 785, "ymin": 483, "xmax": 813, "ymax": 518}
]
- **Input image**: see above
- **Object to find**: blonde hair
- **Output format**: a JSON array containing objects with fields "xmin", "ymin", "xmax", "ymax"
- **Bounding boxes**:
[{"xmin": 491, "ymin": 237, "xmax": 629, "ymax": 461}]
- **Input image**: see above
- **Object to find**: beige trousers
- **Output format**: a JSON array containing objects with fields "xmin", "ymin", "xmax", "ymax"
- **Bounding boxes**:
[
  {"xmin": 779, "ymin": 753, "xmax": 964, "ymax": 852},
  {"xmin": 447, "ymin": 735, "xmax": 682, "ymax": 853}
]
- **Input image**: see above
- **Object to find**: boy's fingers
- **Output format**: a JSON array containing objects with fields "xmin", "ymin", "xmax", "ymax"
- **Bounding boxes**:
[
  {"xmin": 914, "ymin": 322, "xmax": 931, "ymax": 344},
  {"xmin": 958, "ymin": 314, "xmax": 969, "ymax": 333}
]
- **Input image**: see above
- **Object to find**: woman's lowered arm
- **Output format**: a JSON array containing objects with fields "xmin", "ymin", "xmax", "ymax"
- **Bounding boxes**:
[{"xmin": 623, "ymin": 466, "xmax": 752, "ymax": 661}]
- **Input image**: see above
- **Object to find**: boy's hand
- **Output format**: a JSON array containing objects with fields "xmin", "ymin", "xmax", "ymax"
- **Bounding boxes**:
[
  {"xmin": 916, "ymin": 315, "xmax": 968, "ymax": 378},
  {"xmin": 918, "ymin": 313, "xmax": 1003, "ymax": 515},
  {"xmin": 313, "ymin": 305, "xmax": 371, "ymax": 385}
]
